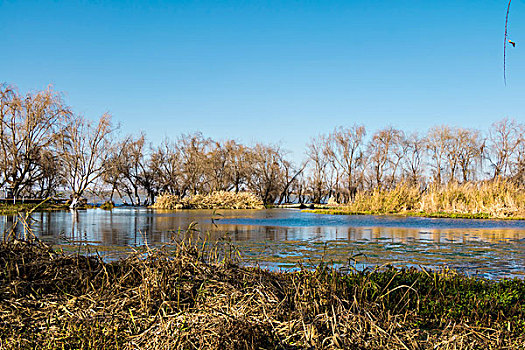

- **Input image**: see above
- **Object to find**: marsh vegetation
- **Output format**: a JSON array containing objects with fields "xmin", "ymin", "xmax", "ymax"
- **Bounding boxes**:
[
  {"xmin": 0, "ymin": 236, "xmax": 523, "ymax": 349},
  {"xmin": 308, "ymin": 179, "xmax": 525, "ymax": 219}
]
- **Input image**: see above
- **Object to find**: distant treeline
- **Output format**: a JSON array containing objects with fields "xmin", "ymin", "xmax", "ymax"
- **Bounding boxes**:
[
  {"xmin": 0, "ymin": 84, "xmax": 523, "ymax": 207},
  {"xmin": 304, "ymin": 122, "xmax": 524, "ymax": 204}
]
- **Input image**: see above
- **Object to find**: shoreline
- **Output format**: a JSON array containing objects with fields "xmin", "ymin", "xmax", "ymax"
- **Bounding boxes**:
[
  {"xmin": 303, "ymin": 207, "xmax": 525, "ymax": 221},
  {"xmin": 2, "ymin": 202, "xmax": 525, "ymax": 221}
]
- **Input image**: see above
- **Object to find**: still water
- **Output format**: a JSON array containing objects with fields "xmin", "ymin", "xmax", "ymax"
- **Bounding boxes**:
[{"xmin": 2, "ymin": 208, "xmax": 525, "ymax": 279}]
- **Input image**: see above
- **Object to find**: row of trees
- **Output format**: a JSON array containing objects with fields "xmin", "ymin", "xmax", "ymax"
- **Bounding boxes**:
[
  {"xmin": 102, "ymin": 133, "xmax": 302, "ymax": 206},
  {"xmin": 0, "ymin": 84, "xmax": 523, "ymax": 206},
  {"xmin": 0, "ymin": 83, "xmax": 302, "ymax": 206},
  {"xmin": 304, "ymin": 121, "xmax": 524, "ymax": 203},
  {"xmin": 0, "ymin": 85, "xmax": 113, "ymax": 207}
]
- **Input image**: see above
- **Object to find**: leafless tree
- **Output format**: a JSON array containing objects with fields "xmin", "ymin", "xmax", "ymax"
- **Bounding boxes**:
[
  {"xmin": 513, "ymin": 125, "xmax": 525, "ymax": 184},
  {"xmin": 486, "ymin": 118, "xmax": 522, "ymax": 179},
  {"xmin": 246, "ymin": 143, "xmax": 289, "ymax": 205},
  {"xmin": 179, "ymin": 132, "xmax": 213, "ymax": 195},
  {"xmin": 367, "ymin": 127, "xmax": 404, "ymax": 189},
  {"xmin": 305, "ymin": 135, "xmax": 329, "ymax": 204},
  {"xmin": 149, "ymin": 138, "xmax": 184, "ymax": 197},
  {"xmin": 325, "ymin": 125, "xmax": 366, "ymax": 202},
  {"xmin": 456, "ymin": 128, "xmax": 483, "ymax": 182},
  {"xmin": 104, "ymin": 133, "xmax": 149, "ymax": 205},
  {"xmin": 0, "ymin": 84, "xmax": 70, "ymax": 196},
  {"xmin": 426, "ymin": 126, "xmax": 451, "ymax": 184},
  {"xmin": 401, "ymin": 132, "xmax": 427, "ymax": 185},
  {"xmin": 58, "ymin": 113, "xmax": 114, "ymax": 208}
]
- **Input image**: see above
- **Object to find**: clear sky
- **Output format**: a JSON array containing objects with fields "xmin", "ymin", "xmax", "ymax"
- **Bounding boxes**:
[{"xmin": 1, "ymin": 0, "xmax": 524, "ymax": 161}]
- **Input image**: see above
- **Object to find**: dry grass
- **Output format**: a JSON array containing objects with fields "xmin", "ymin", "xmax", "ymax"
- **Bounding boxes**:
[
  {"xmin": 0, "ymin": 234, "xmax": 524, "ymax": 349},
  {"xmin": 419, "ymin": 179, "xmax": 525, "ymax": 218},
  {"xmin": 152, "ymin": 191, "xmax": 264, "ymax": 210},
  {"xmin": 320, "ymin": 179, "xmax": 525, "ymax": 219}
]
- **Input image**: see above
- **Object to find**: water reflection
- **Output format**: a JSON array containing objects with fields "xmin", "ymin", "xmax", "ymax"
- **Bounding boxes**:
[{"xmin": 1, "ymin": 208, "xmax": 524, "ymax": 279}]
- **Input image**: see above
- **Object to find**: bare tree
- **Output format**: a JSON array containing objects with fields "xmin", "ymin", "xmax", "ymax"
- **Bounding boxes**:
[
  {"xmin": 58, "ymin": 113, "xmax": 114, "ymax": 208},
  {"xmin": 486, "ymin": 118, "xmax": 522, "ymax": 179},
  {"xmin": 33, "ymin": 148, "xmax": 64, "ymax": 198},
  {"xmin": 0, "ymin": 84, "xmax": 70, "ymax": 196},
  {"xmin": 277, "ymin": 160, "xmax": 306, "ymax": 205},
  {"xmin": 102, "ymin": 141, "xmax": 126, "ymax": 203},
  {"xmin": 367, "ymin": 127, "xmax": 404, "ymax": 189},
  {"xmin": 426, "ymin": 126, "xmax": 451, "ymax": 184},
  {"xmin": 179, "ymin": 132, "xmax": 213, "ymax": 195},
  {"xmin": 457, "ymin": 128, "xmax": 483, "ymax": 182},
  {"xmin": 325, "ymin": 125, "xmax": 366, "ymax": 202},
  {"xmin": 205, "ymin": 140, "xmax": 251, "ymax": 193},
  {"xmin": 443, "ymin": 128, "xmax": 462, "ymax": 183},
  {"xmin": 246, "ymin": 144, "xmax": 289, "ymax": 205},
  {"xmin": 402, "ymin": 132, "xmax": 426, "ymax": 185},
  {"xmin": 513, "ymin": 125, "xmax": 525, "ymax": 183},
  {"xmin": 305, "ymin": 135, "xmax": 329, "ymax": 204},
  {"xmin": 149, "ymin": 137, "xmax": 189, "ymax": 199},
  {"xmin": 223, "ymin": 140, "xmax": 250, "ymax": 193},
  {"xmin": 104, "ymin": 133, "xmax": 149, "ymax": 205}
]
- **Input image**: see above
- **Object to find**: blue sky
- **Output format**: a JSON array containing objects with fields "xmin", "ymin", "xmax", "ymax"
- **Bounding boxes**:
[{"xmin": 1, "ymin": 0, "xmax": 524, "ymax": 160}]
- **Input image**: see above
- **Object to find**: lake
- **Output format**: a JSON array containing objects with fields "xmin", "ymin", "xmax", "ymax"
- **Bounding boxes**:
[{"xmin": 2, "ymin": 208, "xmax": 525, "ymax": 279}]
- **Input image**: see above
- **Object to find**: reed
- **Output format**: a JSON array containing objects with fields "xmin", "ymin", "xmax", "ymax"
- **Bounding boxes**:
[
  {"xmin": 0, "ymin": 234, "xmax": 524, "ymax": 349},
  {"xmin": 419, "ymin": 179, "xmax": 525, "ymax": 218},
  {"xmin": 314, "ymin": 179, "xmax": 525, "ymax": 219},
  {"xmin": 152, "ymin": 191, "xmax": 264, "ymax": 210}
]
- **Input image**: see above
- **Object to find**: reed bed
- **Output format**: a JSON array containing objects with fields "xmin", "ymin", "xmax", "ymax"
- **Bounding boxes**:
[
  {"xmin": 0, "ymin": 236, "xmax": 524, "ymax": 349},
  {"xmin": 317, "ymin": 179, "xmax": 525, "ymax": 219},
  {"xmin": 152, "ymin": 191, "xmax": 264, "ymax": 210}
]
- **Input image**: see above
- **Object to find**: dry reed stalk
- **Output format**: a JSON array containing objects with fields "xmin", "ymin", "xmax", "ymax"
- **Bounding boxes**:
[
  {"xmin": 152, "ymin": 191, "xmax": 264, "ymax": 210},
  {"xmin": 0, "ymin": 234, "xmax": 524, "ymax": 349},
  {"xmin": 338, "ymin": 179, "xmax": 525, "ymax": 219}
]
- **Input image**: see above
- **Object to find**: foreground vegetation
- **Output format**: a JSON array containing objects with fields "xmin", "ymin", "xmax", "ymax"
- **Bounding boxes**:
[
  {"xmin": 0, "ymin": 238, "xmax": 524, "ymax": 349},
  {"xmin": 308, "ymin": 179, "xmax": 525, "ymax": 219}
]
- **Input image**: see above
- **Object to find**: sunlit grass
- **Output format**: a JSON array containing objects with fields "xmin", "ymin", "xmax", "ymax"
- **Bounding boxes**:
[
  {"xmin": 310, "ymin": 179, "xmax": 525, "ymax": 219},
  {"xmin": 152, "ymin": 191, "xmax": 264, "ymax": 210},
  {"xmin": 0, "ymin": 233, "xmax": 524, "ymax": 349}
]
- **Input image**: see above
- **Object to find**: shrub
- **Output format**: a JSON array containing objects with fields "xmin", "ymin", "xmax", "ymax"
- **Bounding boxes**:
[{"xmin": 152, "ymin": 191, "xmax": 264, "ymax": 210}]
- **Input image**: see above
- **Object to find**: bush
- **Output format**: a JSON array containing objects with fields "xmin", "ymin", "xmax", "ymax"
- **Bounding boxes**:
[{"xmin": 152, "ymin": 191, "xmax": 264, "ymax": 210}]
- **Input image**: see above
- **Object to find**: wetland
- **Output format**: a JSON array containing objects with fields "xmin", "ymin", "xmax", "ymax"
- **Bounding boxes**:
[{"xmin": 3, "ymin": 208, "xmax": 525, "ymax": 279}]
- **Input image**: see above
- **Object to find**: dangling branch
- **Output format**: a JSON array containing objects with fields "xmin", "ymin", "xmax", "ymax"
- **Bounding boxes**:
[{"xmin": 504, "ymin": 0, "xmax": 512, "ymax": 85}]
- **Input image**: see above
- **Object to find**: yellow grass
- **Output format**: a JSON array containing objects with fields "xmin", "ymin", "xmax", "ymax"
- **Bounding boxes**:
[
  {"xmin": 152, "ymin": 191, "xmax": 264, "ymax": 210},
  {"xmin": 339, "ymin": 179, "xmax": 525, "ymax": 219}
]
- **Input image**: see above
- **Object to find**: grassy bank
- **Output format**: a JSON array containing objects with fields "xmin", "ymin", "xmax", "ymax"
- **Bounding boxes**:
[
  {"xmin": 0, "ymin": 239, "xmax": 524, "ymax": 349},
  {"xmin": 0, "ymin": 202, "xmax": 69, "ymax": 215},
  {"xmin": 308, "ymin": 180, "xmax": 525, "ymax": 220},
  {"xmin": 152, "ymin": 191, "xmax": 264, "ymax": 209}
]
